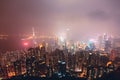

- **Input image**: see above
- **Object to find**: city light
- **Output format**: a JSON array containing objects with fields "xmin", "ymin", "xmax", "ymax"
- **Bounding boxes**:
[
  {"xmin": 75, "ymin": 68, "xmax": 82, "ymax": 72},
  {"xmin": 89, "ymin": 39, "xmax": 97, "ymax": 43},
  {"xmin": 60, "ymin": 36, "xmax": 64, "ymax": 42},
  {"xmin": 23, "ymin": 42, "xmax": 28, "ymax": 46}
]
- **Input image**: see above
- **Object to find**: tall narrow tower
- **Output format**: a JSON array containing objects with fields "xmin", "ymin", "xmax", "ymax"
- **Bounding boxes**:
[
  {"xmin": 32, "ymin": 27, "xmax": 37, "ymax": 46},
  {"xmin": 32, "ymin": 27, "xmax": 35, "ymax": 37}
]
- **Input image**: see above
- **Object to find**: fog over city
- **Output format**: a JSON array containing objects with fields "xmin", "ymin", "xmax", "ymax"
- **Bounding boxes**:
[
  {"xmin": 0, "ymin": 0, "xmax": 120, "ymax": 49},
  {"xmin": 0, "ymin": 0, "xmax": 120, "ymax": 33}
]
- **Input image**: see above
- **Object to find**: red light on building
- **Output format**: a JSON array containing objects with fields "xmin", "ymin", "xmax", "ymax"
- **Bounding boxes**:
[{"xmin": 24, "ymin": 42, "xmax": 28, "ymax": 46}]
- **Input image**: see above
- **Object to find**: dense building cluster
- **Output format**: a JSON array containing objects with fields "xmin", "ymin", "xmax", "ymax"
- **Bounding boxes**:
[{"xmin": 0, "ymin": 44, "xmax": 120, "ymax": 80}]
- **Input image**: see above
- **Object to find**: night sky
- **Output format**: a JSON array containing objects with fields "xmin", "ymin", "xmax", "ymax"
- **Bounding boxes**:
[{"xmin": 0, "ymin": 0, "xmax": 120, "ymax": 41}]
